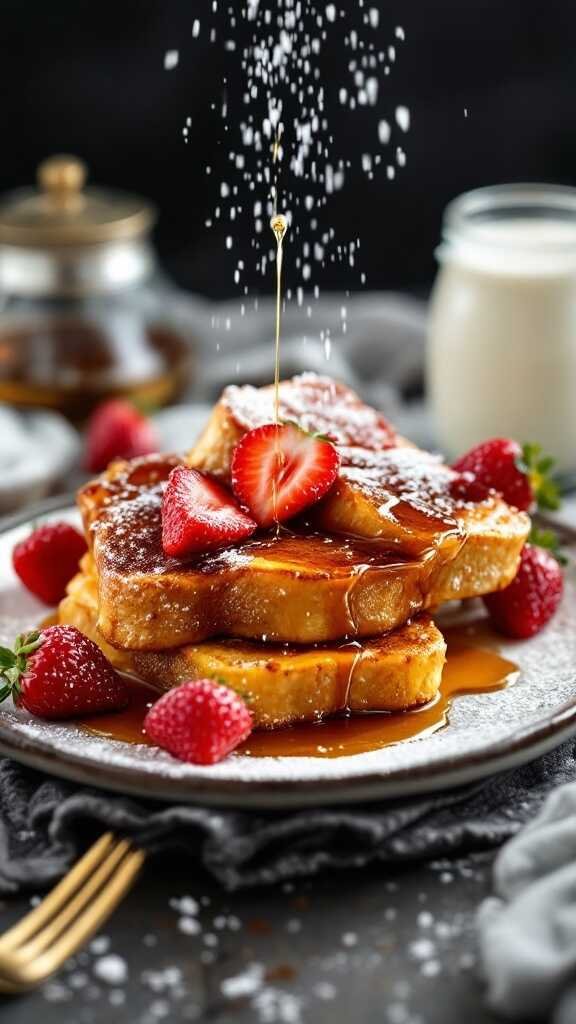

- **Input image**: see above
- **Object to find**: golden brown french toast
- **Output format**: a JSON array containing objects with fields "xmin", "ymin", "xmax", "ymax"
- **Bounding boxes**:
[
  {"xmin": 60, "ymin": 565, "xmax": 135, "ymax": 674},
  {"xmin": 187, "ymin": 376, "xmax": 530, "ymax": 596},
  {"xmin": 313, "ymin": 446, "xmax": 530, "ymax": 601},
  {"xmin": 78, "ymin": 456, "xmax": 442, "ymax": 650},
  {"xmin": 59, "ymin": 570, "xmax": 446, "ymax": 727},
  {"xmin": 188, "ymin": 373, "xmax": 400, "ymax": 479},
  {"xmin": 78, "ymin": 374, "xmax": 528, "ymax": 653}
]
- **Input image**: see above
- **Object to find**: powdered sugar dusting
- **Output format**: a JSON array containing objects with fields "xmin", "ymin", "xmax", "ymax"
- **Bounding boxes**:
[
  {"xmin": 0, "ymin": 507, "xmax": 575, "ymax": 807},
  {"xmin": 223, "ymin": 373, "xmax": 397, "ymax": 448}
]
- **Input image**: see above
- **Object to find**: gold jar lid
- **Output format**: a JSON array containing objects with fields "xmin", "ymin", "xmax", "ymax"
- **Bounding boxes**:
[{"xmin": 0, "ymin": 155, "xmax": 156, "ymax": 247}]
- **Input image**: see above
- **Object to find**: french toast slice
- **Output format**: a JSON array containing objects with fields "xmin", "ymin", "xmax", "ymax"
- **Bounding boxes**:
[
  {"xmin": 78, "ymin": 456, "xmax": 441, "ymax": 650},
  {"xmin": 187, "ymin": 375, "xmax": 530, "ymax": 597},
  {"xmin": 59, "ymin": 570, "xmax": 446, "ymax": 728},
  {"xmin": 188, "ymin": 373, "xmax": 400, "ymax": 479},
  {"xmin": 313, "ymin": 446, "xmax": 530, "ymax": 602}
]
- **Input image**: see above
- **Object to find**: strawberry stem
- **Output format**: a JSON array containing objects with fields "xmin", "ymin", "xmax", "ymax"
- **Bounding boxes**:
[
  {"xmin": 280, "ymin": 419, "xmax": 336, "ymax": 444},
  {"xmin": 529, "ymin": 525, "xmax": 568, "ymax": 566},
  {"xmin": 519, "ymin": 443, "xmax": 561, "ymax": 512},
  {"xmin": 0, "ymin": 631, "xmax": 44, "ymax": 703}
]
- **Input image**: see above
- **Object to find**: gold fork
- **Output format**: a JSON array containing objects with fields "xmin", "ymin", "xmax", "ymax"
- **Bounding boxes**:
[{"xmin": 0, "ymin": 832, "xmax": 145, "ymax": 994}]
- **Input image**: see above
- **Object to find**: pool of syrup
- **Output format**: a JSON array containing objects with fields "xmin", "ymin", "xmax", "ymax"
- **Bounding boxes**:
[{"xmin": 76, "ymin": 624, "xmax": 518, "ymax": 759}]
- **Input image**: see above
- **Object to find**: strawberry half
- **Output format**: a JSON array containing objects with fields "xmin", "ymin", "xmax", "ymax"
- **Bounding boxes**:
[
  {"xmin": 162, "ymin": 466, "xmax": 257, "ymax": 557},
  {"xmin": 231, "ymin": 422, "xmax": 341, "ymax": 527}
]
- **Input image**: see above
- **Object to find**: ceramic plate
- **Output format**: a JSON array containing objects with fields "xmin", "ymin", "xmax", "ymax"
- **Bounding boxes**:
[{"xmin": 0, "ymin": 501, "xmax": 575, "ymax": 808}]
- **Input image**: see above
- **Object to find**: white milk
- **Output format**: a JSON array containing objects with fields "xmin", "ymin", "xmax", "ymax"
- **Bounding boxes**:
[{"xmin": 427, "ymin": 185, "xmax": 576, "ymax": 473}]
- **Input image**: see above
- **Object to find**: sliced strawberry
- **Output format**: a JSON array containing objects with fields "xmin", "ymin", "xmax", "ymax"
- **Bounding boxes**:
[
  {"xmin": 85, "ymin": 400, "xmax": 159, "ymax": 473},
  {"xmin": 162, "ymin": 466, "xmax": 257, "ymax": 557},
  {"xmin": 231, "ymin": 422, "xmax": 341, "ymax": 527}
]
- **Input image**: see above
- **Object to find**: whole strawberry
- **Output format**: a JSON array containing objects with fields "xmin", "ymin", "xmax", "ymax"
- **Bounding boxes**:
[
  {"xmin": 13, "ymin": 522, "xmax": 88, "ymax": 605},
  {"xmin": 85, "ymin": 400, "xmax": 158, "ymax": 473},
  {"xmin": 452, "ymin": 439, "xmax": 559, "ymax": 512},
  {"xmin": 483, "ymin": 543, "xmax": 563, "ymax": 639},
  {"xmin": 144, "ymin": 679, "xmax": 253, "ymax": 764},
  {"xmin": 0, "ymin": 626, "xmax": 128, "ymax": 719}
]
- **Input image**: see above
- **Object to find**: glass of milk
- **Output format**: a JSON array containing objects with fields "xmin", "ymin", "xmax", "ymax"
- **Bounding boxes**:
[{"xmin": 427, "ymin": 184, "xmax": 576, "ymax": 475}]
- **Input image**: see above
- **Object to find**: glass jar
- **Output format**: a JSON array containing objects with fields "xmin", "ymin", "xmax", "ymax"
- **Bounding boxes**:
[
  {"xmin": 0, "ymin": 155, "xmax": 193, "ymax": 421},
  {"xmin": 427, "ymin": 184, "xmax": 576, "ymax": 474}
]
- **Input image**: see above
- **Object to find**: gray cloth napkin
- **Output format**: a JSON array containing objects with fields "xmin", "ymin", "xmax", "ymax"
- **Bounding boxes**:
[
  {"xmin": 478, "ymin": 778, "xmax": 576, "ymax": 1023},
  {"xmin": 1, "ymin": 741, "xmax": 575, "ymax": 897}
]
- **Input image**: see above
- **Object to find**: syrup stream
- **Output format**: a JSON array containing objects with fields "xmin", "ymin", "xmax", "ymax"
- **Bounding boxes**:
[
  {"xmin": 270, "ymin": 212, "xmax": 287, "ymax": 427},
  {"xmin": 270, "ymin": 128, "xmax": 287, "ymax": 525},
  {"xmin": 270, "ymin": 211, "xmax": 287, "ymax": 525}
]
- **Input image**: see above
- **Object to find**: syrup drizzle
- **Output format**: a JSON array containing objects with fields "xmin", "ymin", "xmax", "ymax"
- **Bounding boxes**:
[
  {"xmin": 270, "ymin": 211, "xmax": 288, "ymax": 428},
  {"xmin": 241, "ymin": 627, "xmax": 518, "ymax": 757},
  {"xmin": 338, "ymin": 638, "xmax": 365, "ymax": 716},
  {"xmin": 269, "ymin": 211, "xmax": 288, "ymax": 525},
  {"xmin": 269, "ymin": 126, "xmax": 288, "ymax": 525},
  {"xmin": 75, "ymin": 626, "xmax": 519, "ymax": 759}
]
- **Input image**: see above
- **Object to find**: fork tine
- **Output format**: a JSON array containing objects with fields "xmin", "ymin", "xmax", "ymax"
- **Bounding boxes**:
[
  {"xmin": 10, "ymin": 839, "xmax": 133, "ymax": 963},
  {"xmin": 8, "ymin": 848, "xmax": 145, "ymax": 987},
  {"xmin": 0, "ymin": 833, "xmax": 115, "ymax": 954}
]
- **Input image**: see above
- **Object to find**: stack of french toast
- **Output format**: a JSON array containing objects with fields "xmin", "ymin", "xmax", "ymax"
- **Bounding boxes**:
[{"xmin": 59, "ymin": 374, "xmax": 530, "ymax": 730}]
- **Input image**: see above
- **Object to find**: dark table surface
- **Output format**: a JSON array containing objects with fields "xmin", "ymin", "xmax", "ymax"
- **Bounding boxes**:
[{"xmin": 0, "ymin": 849, "xmax": 499, "ymax": 1024}]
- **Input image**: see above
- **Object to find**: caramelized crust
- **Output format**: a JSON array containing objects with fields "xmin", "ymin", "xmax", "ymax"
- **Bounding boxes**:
[
  {"xmin": 187, "ymin": 377, "xmax": 529, "ymax": 597},
  {"xmin": 77, "ymin": 375, "xmax": 529, "ymax": 654},
  {"xmin": 313, "ymin": 446, "xmax": 529, "ymax": 600},
  {"xmin": 313, "ymin": 446, "xmax": 466, "ymax": 559},
  {"xmin": 79, "ymin": 457, "xmax": 440, "ymax": 649},
  {"xmin": 59, "ymin": 571, "xmax": 446, "ymax": 727}
]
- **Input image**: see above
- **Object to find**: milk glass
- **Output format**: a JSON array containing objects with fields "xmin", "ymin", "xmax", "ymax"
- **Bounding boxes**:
[{"xmin": 427, "ymin": 184, "xmax": 576, "ymax": 474}]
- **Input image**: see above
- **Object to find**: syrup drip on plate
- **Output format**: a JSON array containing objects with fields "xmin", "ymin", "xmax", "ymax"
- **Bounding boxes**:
[
  {"xmin": 240, "ymin": 627, "xmax": 518, "ymax": 757},
  {"xmin": 76, "ymin": 625, "xmax": 519, "ymax": 758}
]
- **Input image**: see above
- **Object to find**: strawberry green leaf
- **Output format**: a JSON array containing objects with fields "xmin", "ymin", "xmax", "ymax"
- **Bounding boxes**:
[
  {"xmin": 5, "ymin": 666, "xmax": 22, "ymax": 687},
  {"xmin": 529, "ymin": 525, "xmax": 568, "ymax": 566},
  {"xmin": 536, "ymin": 456, "xmax": 555, "ymax": 474},
  {"xmin": 0, "ymin": 647, "xmax": 16, "ymax": 670},
  {"xmin": 14, "ymin": 631, "xmax": 43, "ymax": 657},
  {"xmin": 0, "ymin": 631, "xmax": 42, "ymax": 698},
  {"xmin": 537, "ymin": 479, "xmax": 561, "ymax": 512},
  {"xmin": 279, "ymin": 419, "xmax": 337, "ymax": 445},
  {"xmin": 521, "ymin": 442, "xmax": 561, "ymax": 512}
]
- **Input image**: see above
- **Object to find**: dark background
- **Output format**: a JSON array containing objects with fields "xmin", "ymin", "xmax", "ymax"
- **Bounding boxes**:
[{"xmin": 1, "ymin": 0, "xmax": 575, "ymax": 298}]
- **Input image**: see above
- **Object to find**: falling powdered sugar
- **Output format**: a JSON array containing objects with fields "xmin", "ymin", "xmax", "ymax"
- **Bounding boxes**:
[{"xmin": 171, "ymin": 2, "xmax": 410, "ymax": 296}]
